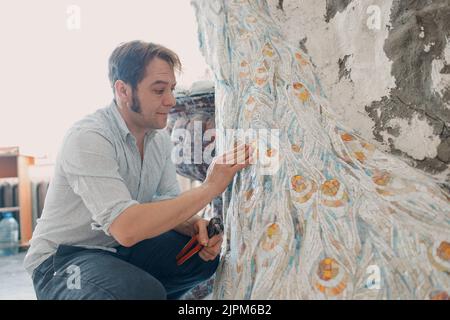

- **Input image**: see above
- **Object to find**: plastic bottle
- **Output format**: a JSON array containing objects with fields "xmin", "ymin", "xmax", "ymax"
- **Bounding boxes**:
[{"xmin": 0, "ymin": 212, "xmax": 19, "ymax": 256}]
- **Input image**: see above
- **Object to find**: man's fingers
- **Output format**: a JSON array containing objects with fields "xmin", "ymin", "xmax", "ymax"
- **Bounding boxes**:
[
  {"xmin": 198, "ymin": 235, "xmax": 223, "ymax": 261},
  {"xmin": 200, "ymin": 246, "xmax": 221, "ymax": 260},
  {"xmin": 219, "ymin": 144, "xmax": 251, "ymax": 165},
  {"xmin": 230, "ymin": 143, "xmax": 243, "ymax": 162},
  {"xmin": 198, "ymin": 251, "xmax": 209, "ymax": 261},
  {"xmin": 224, "ymin": 143, "xmax": 247, "ymax": 157},
  {"xmin": 199, "ymin": 249, "xmax": 216, "ymax": 261},
  {"xmin": 197, "ymin": 223, "xmax": 209, "ymax": 246},
  {"xmin": 232, "ymin": 154, "xmax": 253, "ymax": 171},
  {"xmin": 234, "ymin": 148, "xmax": 248, "ymax": 164},
  {"xmin": 207, "ymin": 234, "xmax": 222, "ymax": 247},
  {"xmin": 204, "ymin": 238, "xmax": 223, "ymax": 254},
  {"xmin": 213, "ymin": 142, "xmax": 255, "ymax": 165}
]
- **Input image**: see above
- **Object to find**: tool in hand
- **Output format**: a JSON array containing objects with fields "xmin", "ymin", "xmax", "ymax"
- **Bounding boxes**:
[{"xmin": 175, "ymin": 217, "xmax": 224, "ymax": 266}]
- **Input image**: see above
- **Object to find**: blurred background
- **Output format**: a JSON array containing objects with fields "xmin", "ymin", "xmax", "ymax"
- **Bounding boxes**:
[{"xmin": 0, "ymin": 0, "xmax": 210, "ymax": 162}]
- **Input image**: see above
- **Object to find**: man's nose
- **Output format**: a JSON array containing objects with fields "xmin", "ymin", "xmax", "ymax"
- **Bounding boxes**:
[{"xmin": 163, "ymin": 92, "xmax": 176, "ymax": 107}]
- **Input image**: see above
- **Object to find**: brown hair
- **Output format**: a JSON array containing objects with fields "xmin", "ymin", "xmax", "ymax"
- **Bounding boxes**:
[{"xmin": 108, "ymin": 40, "xmax": 181, "ymax": 93}]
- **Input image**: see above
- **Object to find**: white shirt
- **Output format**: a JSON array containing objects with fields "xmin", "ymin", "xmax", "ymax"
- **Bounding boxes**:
[{"xmin": 24, "ymin": 101, "xmax": 180, "ymax": 275}]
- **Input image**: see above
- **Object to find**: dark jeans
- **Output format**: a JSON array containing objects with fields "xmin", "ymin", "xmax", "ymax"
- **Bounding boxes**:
[{"xmin": 31, "ymin": 230, "xmax": 219, "ymax": 300}]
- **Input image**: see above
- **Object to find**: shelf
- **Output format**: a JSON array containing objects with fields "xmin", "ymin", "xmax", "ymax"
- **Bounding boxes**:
[
  {"xmin": 0, "ymin": 147, "xmax": 35, "ymax": 246},
  {"xmin": 0, "ymin": 206, "xmax": 20, "ymax": 213}
]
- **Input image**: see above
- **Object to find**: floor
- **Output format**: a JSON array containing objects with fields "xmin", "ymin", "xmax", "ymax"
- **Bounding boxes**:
[
  {"xmin": 0, "ymin": 251, "xmax": 213, "ymax": 300},
  {"xmin": 0, "ymin": 251, "xmax": 36, "ymax": 300}
]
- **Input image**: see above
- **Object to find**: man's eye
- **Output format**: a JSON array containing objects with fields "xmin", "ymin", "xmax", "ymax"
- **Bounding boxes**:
[{"xmin": 154, "ymin": 90, "xmax": 165, "ymax": 95}]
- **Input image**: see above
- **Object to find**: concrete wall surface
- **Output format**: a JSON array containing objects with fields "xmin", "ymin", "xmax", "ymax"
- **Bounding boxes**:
[{"xmin": 269, "ymin": 0, "xmax": 449, "ymax": 184}]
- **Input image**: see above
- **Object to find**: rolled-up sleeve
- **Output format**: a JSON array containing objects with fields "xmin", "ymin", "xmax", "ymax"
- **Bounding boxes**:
[{"xmin": 61, "ymin": 129, "xmax": 139, "ymax": 236}]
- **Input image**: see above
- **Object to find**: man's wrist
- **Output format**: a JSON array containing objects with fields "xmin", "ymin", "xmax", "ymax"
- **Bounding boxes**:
[
  {"xmin": 173, "ymin": 183, "xmax": 216, "ymax": 236},
  {"xmin": 187, "ymin": 214, "xmax": 201, "ymax": 229},
  {"xmin": 175, "ymin": 213, "xmax": 202, "ymax": 237},
  {"xmin": 174, "ymin": 218, "xmax": 195, "ymax": 236},
  {"xmin": 200, "ymin": 182, "xmax": 220, "ymax": 199}
]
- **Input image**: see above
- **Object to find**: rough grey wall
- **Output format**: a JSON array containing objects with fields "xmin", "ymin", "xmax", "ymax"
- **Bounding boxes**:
[{"xmin": 269, "ymin": 0, "xmax": 450, "ymax": 184}]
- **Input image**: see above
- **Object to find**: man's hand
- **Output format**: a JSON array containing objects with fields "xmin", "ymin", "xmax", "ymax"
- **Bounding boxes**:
[
  {"xmin": 193, "ymin": 218, "xmax": 223, "ymax": 262},
  {"xmin": 111, "ymin": 144, "xmax": 251, "ymax": 248},
  {"xmin": 204, "ymin": 143, "xmax": 253, "ymax": 197}
]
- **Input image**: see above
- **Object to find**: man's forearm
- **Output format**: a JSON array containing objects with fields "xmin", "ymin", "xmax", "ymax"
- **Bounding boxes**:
[
  {"xmin": 173, "ymin": 214, "xmax": 202, "ymax": 237},
  {"xmin": 109, "ymin": 183, "xmax": 217, "ymax": 246}
]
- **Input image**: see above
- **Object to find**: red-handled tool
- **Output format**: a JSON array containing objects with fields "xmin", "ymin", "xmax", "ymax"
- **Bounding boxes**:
[{"xmin": 175, "ymin": 217, "xmax": 224, "ymax": 266}]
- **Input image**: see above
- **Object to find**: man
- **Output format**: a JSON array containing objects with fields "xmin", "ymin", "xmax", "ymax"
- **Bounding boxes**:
[{"xmin": 24, "ymin": 40, "xmax": 252, "ymax": 300}]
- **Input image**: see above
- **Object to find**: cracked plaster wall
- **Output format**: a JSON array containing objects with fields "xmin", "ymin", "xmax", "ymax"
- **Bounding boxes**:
[{"xmin": 270, "ymin": 0, "xmax": 450, "ymax": 184}]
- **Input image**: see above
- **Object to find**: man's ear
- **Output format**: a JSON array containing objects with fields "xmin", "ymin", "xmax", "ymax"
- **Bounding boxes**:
[{"xmin": 114, "ymin": 80, "xmax": 131, "ymax": 104}]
